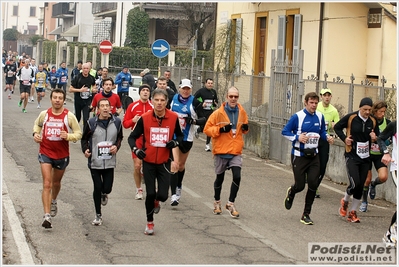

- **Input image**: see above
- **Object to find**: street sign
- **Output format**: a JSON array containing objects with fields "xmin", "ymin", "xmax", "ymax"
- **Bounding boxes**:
[
  {"xmin": 151, "ymin": 39, "xmax": 170, "ymax": 58},
  {"xmin": 99, "ymin": 40, "xmax": 113, "ymax": 54}
]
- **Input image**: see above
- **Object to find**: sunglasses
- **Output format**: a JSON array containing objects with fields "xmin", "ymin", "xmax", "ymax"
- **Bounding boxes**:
[{"xmin": 228, "ymin": 95, "xmax": 239, "ymax": 99}]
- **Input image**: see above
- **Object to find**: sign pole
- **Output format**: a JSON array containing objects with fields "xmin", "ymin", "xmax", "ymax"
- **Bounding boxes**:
[{"xmin": 158, "ymin": 58, "xmax": 161, "ymax": 78}]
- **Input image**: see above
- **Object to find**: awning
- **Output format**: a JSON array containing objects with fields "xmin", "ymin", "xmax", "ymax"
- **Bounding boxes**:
[
  {"xmin": 61, "ymin": 24, "xmax": 79, "ymax": 37},
  {"xmin": 48, "ymin": 26, "xmax": 62, "ymax": 35}
]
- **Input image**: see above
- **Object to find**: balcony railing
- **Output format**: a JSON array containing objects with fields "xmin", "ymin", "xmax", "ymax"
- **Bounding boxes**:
[
  {"xmin": 52, "ymin": 3, "xmax": 74, "ymax": 18},
  {"xmin": 92, "ymin": 3, "xmax": 117, "ymax": 15}
]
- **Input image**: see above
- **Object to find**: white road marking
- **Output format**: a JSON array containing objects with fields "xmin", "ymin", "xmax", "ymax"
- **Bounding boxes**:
[{"xmin": 2, "ymin": 179, "xmax": 35, "ymax": 265}]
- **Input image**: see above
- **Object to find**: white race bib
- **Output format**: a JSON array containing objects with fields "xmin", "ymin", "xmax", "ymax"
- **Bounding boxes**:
[
  {"xmin": 45, "ymin": 122, "xmax": 63, "ymax": 141},
  {"xmin": 356, "ymin": 141, "xmax": 369, "ymax": 159},
  {"xmin": 304, "ymin": 132, "xmax": 320, "ymax": 149},
  {"xmin": 150, "ymin": 127, "xmax": 170, "ymax": 147},
  {"xmin": 97, "ymin": 141, "xmax": 113, "ymax": 160}
]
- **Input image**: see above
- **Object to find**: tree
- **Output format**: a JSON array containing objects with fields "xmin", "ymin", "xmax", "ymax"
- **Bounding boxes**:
[
  {"xmin": 161, "ymin": 3, "xmax": 216, "ymax": 51},
  {"xmin": 30, "ymin": 35, "xmax": 43, "ymax": 45},
  {"xmin": 125, "ymin": 7, "xmax": 149, "ymax": 49},
  {"xmin": 3, "ymin": 28, "xmax": 20, "ymax": 41}
]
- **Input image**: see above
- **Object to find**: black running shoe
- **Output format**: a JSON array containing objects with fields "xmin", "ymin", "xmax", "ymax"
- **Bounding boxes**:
[
  {"xmin": 300, "ymin": 214, "xmax": 314, "ymax": 225},
  {"xmin": 284, "ymin": 187, "xmax": 294, "ymax": 210}
]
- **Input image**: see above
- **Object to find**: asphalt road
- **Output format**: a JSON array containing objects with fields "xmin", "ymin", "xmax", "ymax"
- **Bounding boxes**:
[{"xmin": 2, "ymin": 90, "xmax": 397, "ymax": 265}]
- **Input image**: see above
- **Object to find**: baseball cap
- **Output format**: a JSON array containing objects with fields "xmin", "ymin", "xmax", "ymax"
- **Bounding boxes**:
[
  {"xmin": 179, "ymin": 79, "xmax": 192, "ymax": 89},
  {"xmin": 320, "ymin": 88, "xmax": 332, "ymax": 95}
]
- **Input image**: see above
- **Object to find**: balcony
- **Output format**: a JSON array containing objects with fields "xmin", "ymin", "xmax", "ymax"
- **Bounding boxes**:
[
  {"xmin": 92, "ymin": 3, "xmax": 117, "ymax": 17},
  {"xmin": 52, "ymin": 3, "xmax": 74, "ymax": 18}
]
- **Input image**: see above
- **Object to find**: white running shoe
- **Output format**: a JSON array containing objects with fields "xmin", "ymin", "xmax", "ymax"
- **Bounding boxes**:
[
  {"xmin": 170, "ymin": 194, "xmax": 179, "ymax": 206},
  {"xmin": 205, "ymin": 144, "xmax": 211, "ymax": 152},
  {"xmin": 135, "ymin": 188, "xmax": 143, "ymax": 200},
  {"xmin": 92, "ymin": 214, "xmax": 102, "ymax": 226},
  {"xmin": 37, "ymin": 104, "xmax": 41, "ymax": 109}
]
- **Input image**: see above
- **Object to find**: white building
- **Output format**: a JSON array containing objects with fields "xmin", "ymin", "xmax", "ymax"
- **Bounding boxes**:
[{"xmin": 2, "ymin": 1, "xmax": 43, "ymax": 34}]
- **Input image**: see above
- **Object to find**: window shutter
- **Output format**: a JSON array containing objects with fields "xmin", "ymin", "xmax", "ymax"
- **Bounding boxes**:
[
  {"xmin": 293, "ymin": 14, "xmax": 302, "ymax": 65},
  {"xmin": 277, "ymin": 16, "xmax": 286, "ymax": 61}
]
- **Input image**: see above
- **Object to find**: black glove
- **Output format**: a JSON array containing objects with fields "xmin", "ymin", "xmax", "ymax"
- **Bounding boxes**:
[
  {"xmin": 166, "ymin": 140, "xmax": 179, "ymax": 149},
  {"xmin": 184, "ymin": 117, "xmax": 195, "ymax": 125},
  {"xmin": 220, "ymin": 123, "xmax": 232, "ymax": 133},
  {"xmin": 133, "ymin": 147, "xmax": 146, "ymax": 160},
  {"xmin": 121, "ymin": 77, "xmax": 125, "ymax": 82},
  {"xmin": 242, "ymin": 124, "xmax": 249, "ymax": 131}
]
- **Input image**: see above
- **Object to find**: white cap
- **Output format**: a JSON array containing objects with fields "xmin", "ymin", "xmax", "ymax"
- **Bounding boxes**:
[{"xmin": 179, "ymin": 78, "xmax": 192, "ymax": 89}]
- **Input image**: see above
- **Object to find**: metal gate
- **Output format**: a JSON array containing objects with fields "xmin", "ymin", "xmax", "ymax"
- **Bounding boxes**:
[{"xmin": 267, "ymin": 49, "xmax": 304, "ymax": 163}]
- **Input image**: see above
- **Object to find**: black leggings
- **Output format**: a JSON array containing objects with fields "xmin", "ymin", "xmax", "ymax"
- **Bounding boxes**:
[
  {"xmin": 74, "ymin": 97, "xmax": 91, "ymax": 123},
  {"xmin": 290, "ymin": 154, "xmax": 320, "ymax": 215},
  {"xmin": 90, "ymin": 168, "xmax": 114, "ymax": 215},
  {"xmin": 143, "ymin": 161, "xmax": 170, "ymax": 222},
  {"xmin": 345, "ymin": 157, "xmax": 369, "ymax": 199},
  {"xmin": 213, "ymin": 166, "xmax": 241, "ymax": 203},
  {"xmin": 317, "ymin": 139, "xmax": 330, "ymax": 187}
]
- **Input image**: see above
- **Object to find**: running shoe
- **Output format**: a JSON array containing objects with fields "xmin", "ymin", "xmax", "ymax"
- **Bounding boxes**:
[
  {"xmin": 359, "ymin": 201, "xmax": 368, "ymax": 212},
  {"xmin": 135, "ymin": 188, "xmax": 143, "ymax": 200},
  {"xmin": 284, "ymin": 186, "xmax": 294, "ymax": 210},
  {"xmin": 176, "ymin": 186, "xmax": 182, "ymax": 201},
  {"xmin": 11, "ymin": 90, "xmax": 14, "ymax": 94},
  {"xmin": 8, "ymin": 95, "xmax": 11, "ymax": 99},
  {"xmin": 369, "ymin": 184, "xmax": 376, "ymax": 200},
  {"xmin": 300, "ymin": 214, "xmax": 314, "ymax": 225},
  {"xmin": 42, "ymin": 215, "xmax": 52, "ymax": 229},
  {"xmin": 37, "ymin": 104, "xmax": 41, "ymax": 109},
  {"xmin": 382, "ymin": 233, "xmax": 396, "ymax": 248},
  {"xmin": 144, "ymin": 222, "xmax": 154, "ymax": 235},
  {"xmin": 64, "ymin": 101, "xmax": 66, "ymax": 105},
  {"xmin": 22, "ymin": 109, "xmax": 27, "ymax": 113},
  {"xmin": 339, "ymin": 198, "xmax": 349, "ymax": 217},
  {"xmin": 50, "ymin": 202, "xmax": 57, "ymax": 217},
  {"xmin": 213, "ymin": 200, "xmax": 222, "ymax": 215},
  {"xmin": 195, "ymin": 131, "xmax": 199, "ymax": 139},
  {"xmin": 170, "ymin": 194, "xmax": 179, "ymax": 206},
  {"xmin": 226, "ymin": 202, "xmax": 239, "ymax": 218},
  {"xmin": 154, "ymin": 200, "xmax": 160, "ymax": 214},
  {"xmin": 347, "ymin": 210, "xmax": 360, "ymax": 223},
  {"xmin": 101, "ymin": 194, "xmax": 108, "ymax": 206},
  {"xmin": 205, "ymin": 144, "xmax": 211, "ymax": 152},
  {"xmin": 18, "ymin": 100, "xmax": 22, "ymax": 107},
  {"xmin": 92, "ymin": 214, "xmax": 103, "ymax": 226},
  {"xmin": 30, "ymin": 97, "xmax": 34, "ymax": 102}
]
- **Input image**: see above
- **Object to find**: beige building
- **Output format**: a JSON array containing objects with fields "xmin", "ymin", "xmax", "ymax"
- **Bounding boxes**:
[
  {"xmin": 216, "ymin": 2, "xmax": 397, "ymax": 86},
  {"xmin": 2, "ymin": 2, "xmax": 44, "ymax": 35}
]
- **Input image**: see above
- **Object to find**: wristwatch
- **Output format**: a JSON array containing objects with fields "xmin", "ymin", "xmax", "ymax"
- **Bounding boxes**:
[{"xmin": 383, "ymin": 149, "xmax": 389, "ymax": 154}]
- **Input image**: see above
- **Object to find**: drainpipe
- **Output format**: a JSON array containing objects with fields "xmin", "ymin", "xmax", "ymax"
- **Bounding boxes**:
[
  {"xmin": 119, "ymin": 2, "xmax": 123, "ymax": 46},
  {"xmin": 316, "ymin": 2, "xmax": 324, "ymax": 94}
]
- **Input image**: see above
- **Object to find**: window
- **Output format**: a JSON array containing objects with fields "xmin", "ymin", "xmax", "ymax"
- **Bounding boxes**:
[
  {"xmin": 368, "ymin": 8, "xmax": 382, "ymax": 28},
  {"xmin": 12, "ymin": 26, "xmax": 17, "ymax": 30},
  {"xmin": 277, "ymin": 12, "xmax": 302, "ymax": 64},
  {"xmin": 13, "ymin": 6, "xmax": 18, "ymax": 16},
  {"xmin": 30, "ymin": 6, "xmax": 36, "ymax": 17}
]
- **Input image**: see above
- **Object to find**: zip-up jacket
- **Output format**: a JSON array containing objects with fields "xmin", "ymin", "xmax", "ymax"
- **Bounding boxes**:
[
  {"xmin": 123, "ymin": 99, "xmax": 154, "ymax": 129},
  {"xmin": 56, "ymin": 67, "xmax": 68, "ymax": 85},
  {"xmin": 334, "ymin": 111, "xmax": 379, "ymax": 162},
  {"xmin": 204, "ymin": 102, "xmax": 248, "ymax": 155},
  {"xmin": 128, "ymin": 109, "xmax": 183, "ymax": 164},
  {"xmin": 282, "ymin": 108, "xmax": 328, "ymax": 157},
  {"xmin": 114, "ymin": 71, "xmax": 132, "ymax": 93},
  {"xmin": 81, "ymin": 115, "xmax": 123, "ymax": 169}
]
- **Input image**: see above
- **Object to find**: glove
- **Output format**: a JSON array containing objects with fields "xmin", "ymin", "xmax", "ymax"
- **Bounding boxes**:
[
  {"xmin": 166, "ymin": 140, "xmax": 179, "ymax": 149},
  {"xmin": 219, "ymin": 123, "xmax": 232, "ymax": 133},
  {"xmin": 121, "ymin": 77, "xmax": 125, "ymax": 82},
  {"xmin": 133, "ymin": 147, "xmax": 146, "ymax": 160},
  {"xmin": 242, "ymin": 124, "xmax": 249, "ymax": 131},
  {"xmin": 184, "ymin": 117, "xmax": 195, "ymax": 125}
]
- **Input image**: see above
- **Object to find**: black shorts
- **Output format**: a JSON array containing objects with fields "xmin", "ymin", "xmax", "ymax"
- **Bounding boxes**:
[
  {"xmin": 369, "ymin": 153, "xmax": 387, "ymax": 170},
  {"xmin": 20, "ymin": 84, "xmax": 31, "ymax": 94},
  {"xmin": 35, "ymin": 87, "xmax": 45, "ymax": 93},
  {"xmin": 5, "ymin": 77, "xmax": 15, "ymax": 85},
  {"xmin": 38, "ymin": 154, "xmax": 70, "ymax": 170},
  {"xmin": 179, "ymin": 141, "xmax": 193, "ymax": 154}
]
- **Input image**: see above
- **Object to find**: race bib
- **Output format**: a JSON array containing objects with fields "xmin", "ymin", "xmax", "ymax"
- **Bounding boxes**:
[
  {"xmin": 7, "ymin": 70, "xmax": 13, "ymax": 77},
  {"xmin": 356, "ymin": 141, "xmax": 369, "ymax": 159},
  {"xmin": 370, "ymin": 143, "xmax": 380, "ymax": 153},
  {"xmin": 325, "ymin": 121, "xmax": 329, "ymax": 132},
  {"xmin": 177, "ymin": 113, "xmax": 187, "ymax": 129},
  {"xmin": 61, "ymin": 76, "xmax": 67, "ymax": 83},
  {"xmin": 45, "ymin": 122, "xmax": 63, "ymax": 141},
  {"xmin": 304, "ymin": 132, "xmax": 320, "ymax": 149},
  {"xmin": 150, "ymin": 127, "xmax": 170, "ymax": 147},
  {"xmin": 22, "ymin": 80, "xmax": 30, "ymax": 85},
  {"xmin": 203, "ymin": 99, "xmax": 213, "ymax": 110},
  {"xmin": 97, "ymin": 141, "xmax": 113, "ymax": 160},
  {"xmin": 38, "ymin": 78, "xmax": 44, "ymax": 88},
  {"xmin": 122, "ymin": 81, "xmax": 128, "ymax": 88}
]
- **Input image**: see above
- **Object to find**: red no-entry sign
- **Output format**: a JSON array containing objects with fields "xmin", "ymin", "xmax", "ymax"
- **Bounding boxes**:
[{"xmin": 99, "ymin": 40, "xmax": 113, "ymax": 54}]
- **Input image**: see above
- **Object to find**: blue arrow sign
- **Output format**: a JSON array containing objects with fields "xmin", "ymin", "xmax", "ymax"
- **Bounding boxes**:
[{"xmin": 151, "ymin": 39, "xmax": 170, "ymax": 58}]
